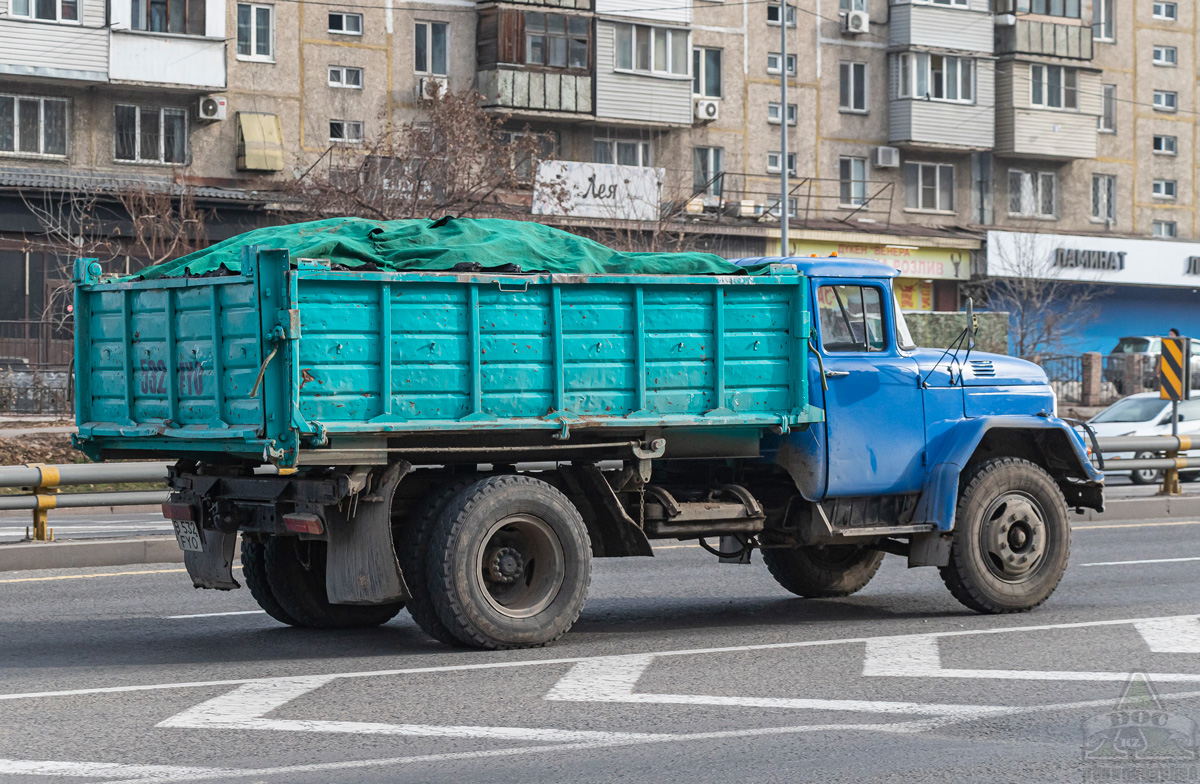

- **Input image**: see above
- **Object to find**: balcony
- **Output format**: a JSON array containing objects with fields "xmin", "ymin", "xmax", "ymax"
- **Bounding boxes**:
[
  {"xmin": 995, "ymin": 18, "xmax": 1093, "ymax": 60},
  {"xmin": 889, "ymin": 1, "xmax": 993, "ymax": 54},
  {"xmin": 0, "ymin": 18, "xmax": 107, "ymax": 83},
  {"xmin": 109, "ymin": 30, "xmax": 226, "ymax": 91},
  {"xmin": 476, "ymin": 67, "xmax": 593, "ymax": 116},
  {"xmin": 887, "ymin": 55, "xmax": 996, "ymax": 152},
  {"xmin": 994, "ymin": 61, "xmax": 1100, "ymax": 159}
]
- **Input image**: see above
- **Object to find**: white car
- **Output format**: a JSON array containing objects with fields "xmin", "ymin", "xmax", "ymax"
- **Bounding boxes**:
[{"xmin": 1088, "ymin": 392, "xmax": 1200, "ymax": 484}]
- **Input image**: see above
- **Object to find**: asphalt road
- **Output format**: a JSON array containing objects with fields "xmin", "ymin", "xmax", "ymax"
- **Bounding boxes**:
[{"xmin": 3, "ymin": 513, "xmax": 1200, "ymax": 783}]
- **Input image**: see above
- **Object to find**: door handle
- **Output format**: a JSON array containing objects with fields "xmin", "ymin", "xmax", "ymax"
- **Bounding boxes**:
[{"xmin": 824, "ymin": 370, "xmax": 850, "ymax": 378}]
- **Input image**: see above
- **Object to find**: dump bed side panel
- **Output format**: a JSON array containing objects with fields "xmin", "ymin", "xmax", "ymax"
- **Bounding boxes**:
[{"xmin": 292, "ymin": 268, "xmax": 816, "ymax": 434}]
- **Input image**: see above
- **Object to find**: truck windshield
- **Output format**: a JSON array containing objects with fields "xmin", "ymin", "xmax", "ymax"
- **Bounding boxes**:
[
  {"xmin": 1091, "ymin": 397, "xmax": 1167, "ymax": 423},
  {"xmin": 893, "ymin": 295, "xmax": 915, "ymax": 351}
]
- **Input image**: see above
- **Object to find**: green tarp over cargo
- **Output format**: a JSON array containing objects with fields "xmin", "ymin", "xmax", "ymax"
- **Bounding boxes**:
[{"xmin": 131, "ymin": 217, "xmax": 769, "ymax": 279}]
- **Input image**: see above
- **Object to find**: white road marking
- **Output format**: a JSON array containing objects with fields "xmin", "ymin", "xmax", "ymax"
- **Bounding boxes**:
[
  {"xmin": 0, "ymin": 758, "xmax": 240, "ymax": 779},
  {"xmin": 861, "ymin": 634, "xmax": 1200, "ymax": 682},
  {"xmin": 158, "ymin": 677, "xmax": 669, "ymax": 744},
  {"xmin": 1081, "ymin": 556, "xmax": 1200, "ymax": 567},
  {"xmin": 1135, "ymin": 617, "xmax": 1200, "ymax": 653},
  {"xmin": 7, "ymin": 612, "xmax": 1200, "ymax": 703},
  {"xmin": 165, "ymin": 611, "xmax": 266, "ymax": 620},
  {"xmin": 544, "ymin": 653, "xmax": 1005, "ymax": 721}
]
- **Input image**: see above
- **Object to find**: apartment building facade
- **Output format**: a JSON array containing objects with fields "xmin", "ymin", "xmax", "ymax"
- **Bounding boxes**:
[{"xmin": 0, "ymin": 0, "xmax": 1197, "ymax": 351}]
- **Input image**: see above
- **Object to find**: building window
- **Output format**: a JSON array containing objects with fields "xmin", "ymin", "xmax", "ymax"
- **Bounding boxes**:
[
  {"xmin": 925, "ymin": 0, "xmax": 969, "ymax": 5},
  {"xmin": 766, "ymin": 151, "xmax": 797, "ymax": 175},
  {"xmin": 1098, "ymin": 84, "xmax": 1116, "ymax": 132},
  {"xmin": 1153, "ymin": 45, "xmax": 1178, "ymax": 66},
  {"xmin": 1153, "ymin": 179, "xmax": 1177, "ymax": 200},
  {"xmin": 767, "ymin": 102, "xmax": 797, "ymax": 125},
  {"xmin": 593, "ymin": 138, "xmax": 652, "ymax": 167},
  {"xmin": 1029, "ymin": 64, "xmax": 1078, "ymax": 109},
  {"xmin": 1153, "ymin": 2, "xmax": 1178, "ymax": 21},
  {"xmin": 0, "ymin": 95, "xmax": 67, "ymax": 157},
  {"xmin": 1007, "ymin": 169, "xmax": 1056, "ymax": 218},
  {"xmin": 767, "ymin": 3, "xmax": 796, "ymax": 27},
  {"xmin": 529, "ymin": 13, "xmax": 589, "ymax": 70},
  {"xmin": 236, "ymin": 3, "xmax": 273, "ymax": 60},
  {"xmin": 1092, "ymin": 0, "xmax": 1113, "ymax": 40},
  {"xmin": 904, "ymin": 162, "xmax": 954, "ymax": 212},
  {"xmin": 692, "ymin": 47, "xmax": 721, "ymax": 97},
  {"xmin": 328, "ymin": 12, "xmax": 362, "ymax": 34},
  {"xmin": 130, "ymin": 0, "xmax": 205, "ymax": 35},
  {"xmin": 693, "ymin": 146, "xmax": 723, "ymax": 196},
  {"xmin": 839, "ymin": 61, "xmax": 867, "ymax": 112},
  {"xmin": 839, "ymin": 157, "xmax": 867, "ymax": 207},
  {"xmin": 9, "ymin": 0, "xmax": 78, "ymax": 22},
  {"xmin": 616, "ymin": 23, "xmax": 687, "ymax": 75},
  {"xmin": 1153, "ymin": 220, "xmax": 1177, "ymax": 238},
  {"xmin": 838, "ymin": 0, "xmax": 864, "ymax": 9},
  {"xmin": 1153, "ymin": 134, "xmax": 1177, "ymax": 155},
  {"xmin": 1023, "ymin": 0, "xmax": 1081, "ymax": 18},
  {"xmin": 767, "ymin": 52, "xmax": 797, "ymax": 76},
  {"xmin": 896, "ymin": 53, "xmax": 974, "ymax": 103},
  {"xmin": 114, "ymin": 105, "xmax": 187, "ymax": 164},
  {"xmin": 1091, "ymin": 173, "xmax": 1116, "ymax": 223},
  {"xmin": 1153, "ymin": 90, "xmax": 1178, "ymax": 112},
  {"xmin": 329, "ymin": 119, "xmax": 363, "ymax": 143},
  {"xmin": 328, "ymin": 66, "xmax": 363, "ymax": 88},
  {"xmin": 414, "ymin": 21, "xmax": 448, "ymax": 75}
]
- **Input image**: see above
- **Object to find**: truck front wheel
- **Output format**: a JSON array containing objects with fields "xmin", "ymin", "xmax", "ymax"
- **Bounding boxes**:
[
  {"xmin": 263, "ymin": 537, "xmax": 405, "ymax": 629},
  {"xmin": 425, "ymin": 475, "xmax": 592, "ymax": 650},
  {"xmin": 762, "ymin": 545, "xmax": 884, "ymax": 598},
  {"xmin": 940, "ymin": 457, "xmax": 1070, "ymax": 614}
]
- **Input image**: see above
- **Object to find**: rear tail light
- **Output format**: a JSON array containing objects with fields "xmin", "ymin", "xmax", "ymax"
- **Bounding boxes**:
[
  {"xmin": 282, "ymin": 513, "xmax": 324, "ymax": 535},
  {"xmin": 162, "ymin": 501, "xmax": 196, "ymax": 521}
]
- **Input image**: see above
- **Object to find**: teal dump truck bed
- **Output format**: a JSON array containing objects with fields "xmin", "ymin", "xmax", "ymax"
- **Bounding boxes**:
[{"xmin": 73, "ymin": 248, "xmax": 820, "ymax": 467}]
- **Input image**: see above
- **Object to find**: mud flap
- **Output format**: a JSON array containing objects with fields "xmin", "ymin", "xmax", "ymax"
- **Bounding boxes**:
[
  {"xmin": 183, "ymin": 530, "xmax": 240, "ymax": 590},
  {"xmin": 325, "ymin": 461, "xmax": 413, "ymax": 605}
]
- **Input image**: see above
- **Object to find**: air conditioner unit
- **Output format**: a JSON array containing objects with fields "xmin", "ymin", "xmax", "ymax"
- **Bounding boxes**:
[
  {"xmin": 197, "ymin": 95, "xmax": 227, "ymax": 122},
  {"xmin": 694, "ymin": 99, "xmax": 720, "ymax": 123},
  {"xmin": 737, "ymin": 199, "xmax": 760, "ymax": 218},
  {"xmin": 842, "ymin": 10, "xmax": 869, "ymax": 34},
  {"xmin": 417, "ymin": 75, "xmax": 448, "ymax": 101},
  {"xmin": 873, "ymin": 146, "xmax": 900, "ymax": 168}
]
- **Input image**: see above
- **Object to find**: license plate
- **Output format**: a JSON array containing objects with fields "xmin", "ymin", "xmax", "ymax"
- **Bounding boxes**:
[{"xmin": 172, "ymin": 520, "xmax": 204, "ymax": 552}]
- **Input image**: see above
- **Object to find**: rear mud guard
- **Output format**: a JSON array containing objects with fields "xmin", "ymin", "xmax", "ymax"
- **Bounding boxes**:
[
  {"xmin": 325, "ymin": 461, "xmax": 413, "ymax": 605},
  {"xmin": 184, "ymin": 530, "xmax": 240, "ymax": 590}
]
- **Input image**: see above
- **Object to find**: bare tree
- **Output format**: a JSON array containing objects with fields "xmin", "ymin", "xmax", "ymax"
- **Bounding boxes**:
[
  {"xmin": 290, "ymin": 90, "xmax": 558, "ymax": 220},
  {"xmin": 115, "ymin": 184, "xmax": 211, "ymax": 267},
  {"xmin": 978, "ymin": 231, "xmax": 1099, "ymax": 360}
]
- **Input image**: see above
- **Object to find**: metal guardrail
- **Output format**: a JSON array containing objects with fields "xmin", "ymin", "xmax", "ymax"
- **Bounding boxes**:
[
  {"xmin": 1096, "ymin": 435, "xmax": 1193, "ymax": 495},
  {"xmin": 8, "ymin": 462, "xmax": 282, "ymax": 542}
]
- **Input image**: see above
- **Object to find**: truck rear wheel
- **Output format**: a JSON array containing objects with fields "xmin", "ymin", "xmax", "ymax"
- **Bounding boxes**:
[
  {"xmin": 762, "ymin": 545, "xmax": 884, "ymax": 598},
  {"xmin": 397, "ymin": 477, "xmax": 477, "ymax": 646},
  {"xmin": 264, "ymin": 537, "xmax": 405, "ymax": 629},
  {"xmin": 240, "ymin": 538, "xmax": 298, "ymax": 626},
  {"xmin": 940, "ymin": 457, "xmax": 1070, "ymax": 614},
  {"xmin": 425, "ymin": 475, "xmax": 592, "ymax": 650}
]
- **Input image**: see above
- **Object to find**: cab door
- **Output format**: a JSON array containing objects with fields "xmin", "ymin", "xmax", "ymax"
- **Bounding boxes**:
[{"xmin": 813, "ymin": 278, "xmax": 926, "ymax": 497}]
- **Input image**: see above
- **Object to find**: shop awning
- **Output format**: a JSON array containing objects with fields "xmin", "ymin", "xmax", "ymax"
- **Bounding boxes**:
[{"xmin": 236, "ymin": 113, "xmax": 284, "ymax": 172}]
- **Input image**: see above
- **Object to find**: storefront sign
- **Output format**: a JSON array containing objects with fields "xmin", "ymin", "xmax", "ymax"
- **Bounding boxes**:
[
  {"xmin": 989, "ymin": 230, "xmax": 1200, "ymax": 287},
  {"xmin": 768, "ymin": 238, "xmax": 970, "ymax": 281},
  {"xmin": 1054, "ymin": 248, "xmax": 1126, "ymax": 271},
  {"xmin": 532, "ymin": 160, "xmax": 663, "ymax": 222}
]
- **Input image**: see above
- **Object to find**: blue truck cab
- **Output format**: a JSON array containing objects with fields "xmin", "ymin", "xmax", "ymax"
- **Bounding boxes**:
[{"xmin": 73, "ymin": 248, "xmax": 1103, "ymax": 649}]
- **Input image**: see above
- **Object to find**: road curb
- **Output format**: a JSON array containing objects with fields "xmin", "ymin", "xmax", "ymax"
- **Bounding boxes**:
[
  {"xmin": 0, "ymin": 536, "xmax": 183, "ymax": 573},
  {"xmin": 1077, "ymin": 495, "xmax": 1200, "ymax": 522}
]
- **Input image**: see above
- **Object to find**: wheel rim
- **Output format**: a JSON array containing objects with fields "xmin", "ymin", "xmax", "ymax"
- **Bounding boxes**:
[
  {"xmin": 474, "ymin": 514, "xmax": 565, "ymax": 619},
  {"xmin": 1134, "ymin": 452, "xmax": 1161, "ymax": 484},
  {"xmin": 978, "ymin": 492, "xmax": 1048, "ymax": 582}
]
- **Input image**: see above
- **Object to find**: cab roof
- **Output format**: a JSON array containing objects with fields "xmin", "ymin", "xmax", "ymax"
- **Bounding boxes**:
[{"xmin": 735, "ymin": 257, "xmax": 901, "ymax": 279}]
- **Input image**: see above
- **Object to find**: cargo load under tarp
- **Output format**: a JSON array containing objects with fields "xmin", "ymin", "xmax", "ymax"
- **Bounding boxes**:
[{"xmin": 131, "ymin": 216, "xmax": 765, "ymax": 280}]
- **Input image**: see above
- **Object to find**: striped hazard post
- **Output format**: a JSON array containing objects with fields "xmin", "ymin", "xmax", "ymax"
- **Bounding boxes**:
[{"xmin": 1159, "ymin": 337, "xmax": 1190, "ymax": 402}]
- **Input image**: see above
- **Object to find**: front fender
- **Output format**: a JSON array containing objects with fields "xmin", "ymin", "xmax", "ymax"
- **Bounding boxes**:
[{"xmin": 913, "ymin": 415, "xmax": 1104, "ymax": 531}]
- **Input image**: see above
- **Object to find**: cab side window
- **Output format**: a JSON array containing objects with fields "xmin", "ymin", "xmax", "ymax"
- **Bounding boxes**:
[{"xmin": 817, "ymin": 284, "xmax": 886, "ymax": 353}]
